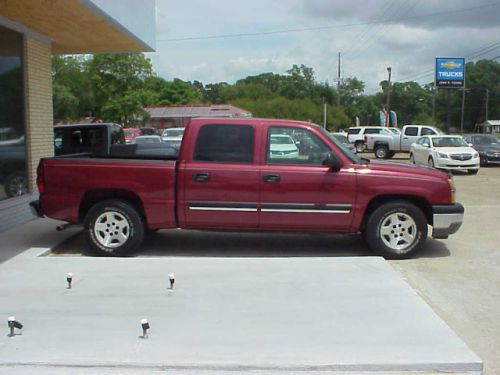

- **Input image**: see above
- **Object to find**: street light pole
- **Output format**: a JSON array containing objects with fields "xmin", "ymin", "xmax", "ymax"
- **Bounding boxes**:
[{"xmin": 386, "ymin": 67, "xmax": 392, "ymax": 127}]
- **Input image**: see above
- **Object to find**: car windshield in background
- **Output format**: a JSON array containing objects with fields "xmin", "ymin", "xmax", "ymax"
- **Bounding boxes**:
[
  {"xmin": 271, "ymin": 135, "xmax": 294, "ymax": 145},
  {"xmin": 432, "ymin": 137, "xmax": 468, "ymax": 148},
  {"xmin": 317, "ymin": 126, "xmax": 364, "ymax": 164},
  {"xmin": 476, "ymin": 135, "xmax": 499, "ymax": 145},
  {"xmin": 332, "ymin": 134, "xmax": 349, "ymax": 143},
  {"xmin": 134, "ymin": 136, "xmax": 162, "ymax": 144},
  {"xmin": 389, "ymin": 128, "xmax": 401, "ymax": 135},
  {"xmin": 163, "ymin": 129, "xmax": 184, "ymax": 137}
]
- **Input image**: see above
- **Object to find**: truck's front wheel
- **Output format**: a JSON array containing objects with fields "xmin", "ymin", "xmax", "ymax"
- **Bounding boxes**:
[
  {"xmin": 364, "ymin": 201, "xmax": 427, "ymax": 259},
  {"xmin": 374, "ymin": 145, "xmax": 389, "ymax": 159},
  {"xmin": 84, "ymin": 199, "xmax": 144, "ymax": 256}
]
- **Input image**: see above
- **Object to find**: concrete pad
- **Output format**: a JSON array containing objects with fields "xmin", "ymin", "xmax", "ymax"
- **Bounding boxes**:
[{"xmin": 0, "ymin": 249, "xmax": 482, "ymax": 374}]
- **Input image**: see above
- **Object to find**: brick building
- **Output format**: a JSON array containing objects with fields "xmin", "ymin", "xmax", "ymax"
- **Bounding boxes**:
[{"xmin": 0, "ymin": 0, "xmax": 155, "ymax": 230}]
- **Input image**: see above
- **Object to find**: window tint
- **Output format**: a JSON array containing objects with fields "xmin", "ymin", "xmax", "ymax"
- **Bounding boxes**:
[
  {"xmin": 267, "ymin": 127, "xmax": 330, "ymax": 165},
  {"xmin": 347, "ymin": 128, "xmax": 361, "ymax": 134},
  {"xmin": 404, "ymin": 127, "xmax": 418, "ymax": 136},
  {"xmin": 364, "ymin": 128, "xmax": 381, "ymax": 134},
  {"xmin": 421, "ymin": 127, "xmax": 436, "ymax": 136},
  {"xmin": 193, "ymin": 124, "xmax": 254, "ymax": 163}
]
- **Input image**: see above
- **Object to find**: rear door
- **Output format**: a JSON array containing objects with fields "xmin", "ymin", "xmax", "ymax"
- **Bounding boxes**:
[
  {"xmin": 259, "ymin": 125, "xmax": 356, "ymax": 231},
  {"xmin": 179, "ymin": 123, "xmax": 259, "ymax": 229}
]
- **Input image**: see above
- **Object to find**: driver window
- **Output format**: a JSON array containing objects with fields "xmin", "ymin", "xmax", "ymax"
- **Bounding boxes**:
[{"xmin": 267, "ymin": 127, "xmax": 330, "ymax": 165}]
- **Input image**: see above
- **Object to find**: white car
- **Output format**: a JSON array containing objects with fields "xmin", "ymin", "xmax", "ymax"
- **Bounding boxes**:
[
  {"xmin": 161, "ymin": 127, "xmax": 184, "ymax": 142},
  {"xmin": 410, "ymin": 135, "xmax": 480, "ymax": 175},
  {"xmin": 269, "ymin": 134, "xmax": 299, "ymax": 159},
  {"xmin": 132, "ymin": 135, "xmax": 162, "ymax": 144}
]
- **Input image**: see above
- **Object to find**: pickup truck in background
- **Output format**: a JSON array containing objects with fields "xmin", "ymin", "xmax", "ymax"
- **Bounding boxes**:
[
  {"xmin": 365, "ymin": 124, "xmax": 443, "ymax": 159},
  {"xmin": 32, "ymin": 118, "xmax": 464, "ymax": 259}
]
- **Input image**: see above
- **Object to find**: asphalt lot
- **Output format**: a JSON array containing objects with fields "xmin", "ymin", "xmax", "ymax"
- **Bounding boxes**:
[{"xmin": 1, "ymin": 153, "xmax": 498, "ymax": 374}]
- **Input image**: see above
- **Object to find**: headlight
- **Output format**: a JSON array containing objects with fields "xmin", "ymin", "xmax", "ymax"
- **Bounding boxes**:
[
  {"xmin": 473, "ymin": 152, "xmax": 479, "ymax": 158},
  {"xmin": 438, "ymin": 152, "xmax": 449, "ymax": 159}
]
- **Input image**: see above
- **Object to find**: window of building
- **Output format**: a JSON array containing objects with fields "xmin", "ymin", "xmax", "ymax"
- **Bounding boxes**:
[
  {"xmin": 0, "ymin": 25, "xmax": 25, "ymax": 200},
  {"xmin": 193, "ymin": 124, "xmax": 254, "ymax": 163}
]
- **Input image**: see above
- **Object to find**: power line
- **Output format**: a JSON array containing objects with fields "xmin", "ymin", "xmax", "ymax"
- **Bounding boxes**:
[{"xmin": 156, "ymin": 2, "xmax": 500, "ymax": 43}]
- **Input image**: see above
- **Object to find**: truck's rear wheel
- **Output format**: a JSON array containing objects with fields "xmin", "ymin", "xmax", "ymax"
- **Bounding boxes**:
[
  {"xmin": 374, "ymin": 145, "xmax": 389, "ymax": 159},
  {"xmin": 355, "ymin": 142, "xmax": 365, "ymax": 153},
  {"xmin": 364, "ymin": 201, "xmax": 427, "ymax": 259},
  {"xmin": 84, "ymin": 199, "xmax": 144, "ymax": 256}
]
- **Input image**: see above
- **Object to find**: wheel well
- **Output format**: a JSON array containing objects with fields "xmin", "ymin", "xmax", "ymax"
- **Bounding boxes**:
[
  {"xmin": 360, "ymin": 195, "xmax": 433, "ymax": 231},
  {"xmin": 79, "ymin": 189, "xmax": 147, "ymax": 225},
  {"xmin": 374, "ymin": 142, "xmax": 389, "ymax": 148}
]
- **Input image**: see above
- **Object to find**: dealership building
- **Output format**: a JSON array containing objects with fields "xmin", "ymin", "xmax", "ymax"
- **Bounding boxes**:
[{"xmin": 0, "ymin": 0, "xmax": 156, "ymax": 231}]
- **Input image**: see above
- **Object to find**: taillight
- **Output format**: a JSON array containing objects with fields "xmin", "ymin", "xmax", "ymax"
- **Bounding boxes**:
[
  {"xmin": 364, "ymin": 135, "xmax": 367, "ymax": 143},
  {"xmin": 36, "ymin": 161, "xmax": 45, "ymax": 194}
]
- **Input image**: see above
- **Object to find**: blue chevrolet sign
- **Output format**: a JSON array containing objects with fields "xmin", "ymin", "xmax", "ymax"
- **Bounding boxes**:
[{"xmin": 435, "ymin": 58, "xmax": 465, "ymax": 88}]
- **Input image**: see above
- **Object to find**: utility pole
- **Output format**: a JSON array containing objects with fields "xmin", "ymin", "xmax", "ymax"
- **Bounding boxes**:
[
  {"xmin": 485, "ymin": 88, "xmax": 490, "ymax": 121},
  {"xmin": 386, "ymin": 67, "xmax": 392, "ymax": 127},
  {"xmin": 432, "ymin": 85, "xmax": 436, "ymax": 127},
  {"xmin": 460, "ymin": 87, "xmax": 466, "ymax": 134},
  {"xmin": 323, "ymin": 97, "xmax": 327, "ymax": 129},
  {"xmin": 337, "ymin": 52, "xmax": 341, "ymax": 106}
]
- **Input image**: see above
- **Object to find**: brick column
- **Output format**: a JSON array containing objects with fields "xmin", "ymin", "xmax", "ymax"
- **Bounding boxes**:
[{"xmin": 23, "ymin": 36, "xmax": 53, "ymax": 192}]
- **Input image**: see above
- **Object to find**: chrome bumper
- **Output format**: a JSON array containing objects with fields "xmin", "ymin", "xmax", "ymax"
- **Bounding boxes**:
[{"xmin": 432, "ymin": 203, "xmax": 464, "ymax": 239}]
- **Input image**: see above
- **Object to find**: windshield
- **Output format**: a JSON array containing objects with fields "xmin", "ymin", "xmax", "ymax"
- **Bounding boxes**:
[
  {"xmin": 476, "ymin": 135, "xmax": 499, "ymax": 145},
  {"xmin": 271, "ymin": 135, "xmax": 294, "ymax": 145},
  {"xmin": 163, "ymin": 129, "xmax": 184, "ymax": 137},
  {"xmin": 332, "ymin": 134, "xmax": 348, "ymax": 143},
  {"xmin": 432, "ymin": 137, "xmax": 468, "ymax": 148},
  {"xmin": 317, "ymin": 126, "xmax": 364, "ymax": 164}
]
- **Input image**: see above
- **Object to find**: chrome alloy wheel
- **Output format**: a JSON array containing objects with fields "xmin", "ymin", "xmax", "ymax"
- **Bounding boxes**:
[
  {"xmin": 94, "ymin": 211, "xmax": 130, "ymax": 249},
  {"xmin": 379, "ymin": 212, "xmax": 417, "ymax": 252}
]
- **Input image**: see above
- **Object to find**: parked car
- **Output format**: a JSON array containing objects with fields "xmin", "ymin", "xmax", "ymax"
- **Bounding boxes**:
[
  {"xmin": 33, "ymin": 117, "xmax": 464, "ymax": 260},
  {"xmin": 331, "ymin": 133, "xmax": 356, "ymax": 154},
  {"xmin": 269, "ymin": 134, "xmax": 300, "ymax": 159},
  {"xmin": 462, "ymin": 134, "xmax": 500, "ymax": 166},
  {"xmin": 0, "ymin": 136, "xmax": 27, "ymax": 198},
  {"xmin": 346, "ymin": 126, "xmax": 400, "ymax": 153},
  {"xmin": 365, "ymin": 124, "xmax": 442, "ymax": 159},
  {"xmin": 410, "ymin": 135, "xmax": 480, "ymax": 174},
  {"xmin": 132, "ymin": 135, "xmax": 163, "ymax": 144},
  {"xmin": 161, "ymin": 127, "xmax": 185, "ymax": 150},
  {"xmin": 123, "ymin": 128, "xmax": 141, "ymax": 143},
  {"xmin": 139, "ymin": 127, "xmax": 157, "ymax": 136}
]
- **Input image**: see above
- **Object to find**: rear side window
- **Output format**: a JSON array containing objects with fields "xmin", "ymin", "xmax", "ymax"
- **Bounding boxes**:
[
  {"xmin": 364, "ymin": 128, "xmax": 381, "ymax": 134},
  {"xmin": 404, "ymin": 127, "xmax": 418, "ymax": 136},
  {"xmin": 193, "ymin": 124, "xmax": 254, "ymax": 163},
  {"xmin": 348, "ymin": 128, "xmax": 361, "ymax": 134}
]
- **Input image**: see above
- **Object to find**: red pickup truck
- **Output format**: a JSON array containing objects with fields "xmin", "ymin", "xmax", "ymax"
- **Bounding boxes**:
[{"xmin": 32, "ymin": 118, "xmax": 464, "ymax": 259}]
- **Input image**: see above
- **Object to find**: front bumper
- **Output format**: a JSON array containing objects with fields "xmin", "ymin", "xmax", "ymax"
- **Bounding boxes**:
[
  {"xmin": 435, "ymin": 157, "xmax": 480, "ymax": 171},
  {"xmin": 432, "ymin": 203, "xmax": 464, "ymax": 239},
  {"xmin": 30, "ymin": 200, "xmax": 44, "ymax": 218}
]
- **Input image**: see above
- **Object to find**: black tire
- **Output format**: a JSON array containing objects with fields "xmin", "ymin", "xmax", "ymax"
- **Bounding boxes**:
[
  {"xmin": 4, "ymin": 171, "xmax": 28, "ymax": 198},
  {"xmin": 84, "ymin": 199, "xmax": 144, "ymax": 256},
  {"xmin": 387, "ymin": 151, "xmax": 395, "ymax": 159},
  {"xmin": 364, "ymin": 201, "xmax": 428, "ymax": 259},
  {"xmin": 374, "ymin": 145, "xmax": 389, "ymax": 159},
  {"xmin": 409, "ymin": 153, "xmax": 416, "ymax": 164},
  {"xmin": 467, "ymin": 169, "xmax": 479, "ymax": 175},
  {"xmin": 355, "ymin": 142, "xmax": 365, "ymax": 153},
  {"xmin": 428, "ymin": 157, "xmax": 435, "ymax": 168}
]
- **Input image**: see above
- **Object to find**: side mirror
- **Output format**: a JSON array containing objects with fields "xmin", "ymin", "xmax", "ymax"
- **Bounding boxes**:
[
  {"xmin": 468, "ymin": 143, "xmax": 473, "ymax": 147},
  {"xmin": 323, "ymin": 152, "xmax": 343, "ymax": 172}
]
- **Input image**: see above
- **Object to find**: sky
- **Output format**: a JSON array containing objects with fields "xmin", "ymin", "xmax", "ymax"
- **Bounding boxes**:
[{"xmin": 147, "ymin": 0, "xmax": 500, "ymax": 94}]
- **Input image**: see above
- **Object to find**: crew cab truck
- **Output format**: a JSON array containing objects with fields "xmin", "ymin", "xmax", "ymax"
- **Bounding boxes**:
[
  {"xmin": 32, "ymin": 118, "xmax": 464, "ymax": 259},
  {"xmin": 366, "ymin": 125, "xmax": 442, "ymax": 159}
]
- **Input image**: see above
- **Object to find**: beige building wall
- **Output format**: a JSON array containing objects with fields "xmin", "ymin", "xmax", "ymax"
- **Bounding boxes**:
[{"xmin": 23, "ymin": 36, "xmax": 54, "ymax": 191}]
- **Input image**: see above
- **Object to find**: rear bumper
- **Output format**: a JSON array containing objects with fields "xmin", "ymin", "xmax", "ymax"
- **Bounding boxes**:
[
  {"xmin": 30, "ymin": 200, "xmax": 44, "ymax": 218},
  {"xmin": 432, "ymin": 203, "xmax": 464, "ymax": 239}
]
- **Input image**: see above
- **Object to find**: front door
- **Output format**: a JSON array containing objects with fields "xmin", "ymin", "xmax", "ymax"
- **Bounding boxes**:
[{"xmin": 259, "ymin": 126, "xmax": 356, "ymax": 231}]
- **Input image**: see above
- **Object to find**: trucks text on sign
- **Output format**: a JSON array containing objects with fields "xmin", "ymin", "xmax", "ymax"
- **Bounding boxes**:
[{"xmin": 435, "ymin": 58, "xmax": 465, "ymax": 88}]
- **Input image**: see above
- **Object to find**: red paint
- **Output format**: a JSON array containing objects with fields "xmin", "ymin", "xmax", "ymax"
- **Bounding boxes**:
[{"xmin": 38, "ymin": 118, "xmax": 455, "ymax": 233}]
